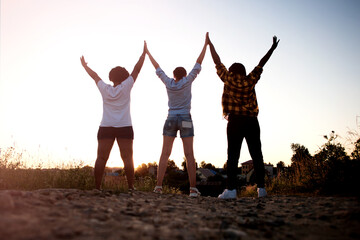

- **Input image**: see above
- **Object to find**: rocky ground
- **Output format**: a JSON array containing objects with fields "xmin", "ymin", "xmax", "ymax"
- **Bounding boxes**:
[{"xmin": 0, "ymin": 189, "xmax": 359, "ymax": 240}]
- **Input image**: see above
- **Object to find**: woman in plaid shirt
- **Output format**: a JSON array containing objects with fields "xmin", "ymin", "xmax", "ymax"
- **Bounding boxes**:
[{"xmin": 207, "ymin": 33, "xmax": 279, "ymax": 199}]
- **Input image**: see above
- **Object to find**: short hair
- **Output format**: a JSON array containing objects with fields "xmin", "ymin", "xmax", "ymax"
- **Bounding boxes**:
[
  {"xmin": 109, "ymin": 66, "xmax": 129, "ymax": 83},
  {"xmin": 173, "ymin": 67, "xmax": 187, "ymax": 80},
  {"xmin": 229, "ymin": 63, "xmax": 246, "ymax": 76}
]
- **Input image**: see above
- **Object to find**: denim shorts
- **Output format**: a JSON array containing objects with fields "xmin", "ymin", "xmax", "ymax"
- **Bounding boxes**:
[{"xmin": 163, "ymin": 114, "xmax": 194, "ymax": 138}]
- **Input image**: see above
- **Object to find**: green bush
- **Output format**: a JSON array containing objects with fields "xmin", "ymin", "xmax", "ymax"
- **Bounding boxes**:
[{"xmin": 268, "ymin": 132, "xmax": 360, "ymax": 196}]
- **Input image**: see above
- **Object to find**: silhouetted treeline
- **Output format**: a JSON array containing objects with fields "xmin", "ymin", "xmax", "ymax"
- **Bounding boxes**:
[
  {"xmin": 271, "ymin": 132, "xmax": 360, "ymax": 196},
  {"xmin": 134, "ymin": 132, "xmax": 360, "ymax": 196}
]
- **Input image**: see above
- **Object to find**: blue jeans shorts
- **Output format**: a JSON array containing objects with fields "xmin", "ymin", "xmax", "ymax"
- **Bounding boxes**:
[{"xmin": 163, "ymin": 114, "xmax": 194, "ymax": 138}]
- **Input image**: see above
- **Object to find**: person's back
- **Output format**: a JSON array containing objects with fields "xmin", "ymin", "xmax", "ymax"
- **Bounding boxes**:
[
  {"xmin": 207, "ymin": 33, "xmax": 279, "ymax": 199},
  {"xmin": 80, "ymin": 42, "xmax": 146, "ymax": 191},
  {"xmin": 156, "ymin": 63, "xmax": 201, "ymax": 115},
  {"xmin": 144, "ymin": 34, "xmax": 208, "ymax": 197},
  {"xmin": 97, "ymin": 75, "xmax": 134, "ymax": 128},
  {"xmin": 217, "ymin": 63, "xmax": 263, "ymax": 118}
]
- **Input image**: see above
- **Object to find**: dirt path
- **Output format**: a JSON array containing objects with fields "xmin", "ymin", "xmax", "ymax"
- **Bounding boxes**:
[{"xmin": 0, "ymin": 189, "xmax": 359, "ymax": 239}]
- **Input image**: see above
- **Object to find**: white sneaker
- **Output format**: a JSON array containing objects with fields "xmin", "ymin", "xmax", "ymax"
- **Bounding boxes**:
[
  {"xmin": 153, "ymin": 186, "xmax": 162, "ymax": 194},
  {"xmin": 189, "ymin": 187, "xmax": 201, "ymax": 197},
  {"xmin": 257, "ymin": 188, "xmax": 267, "ymax": 198},
  {"xmin": 218, "ymin": 189, "xmax": 237, "ymax": 199}
]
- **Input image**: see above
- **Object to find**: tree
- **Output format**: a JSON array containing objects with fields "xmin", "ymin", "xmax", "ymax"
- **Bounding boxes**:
[
  {"xmin": 276, "ymin": 161, "xmax": 286, "ymax": 176},
  {"xmin": 290, "ymin": 143, "xmax": 314, "ymax": 183},
  {"xmin": 163, "ymin": 159, "xmax": 188, "ymax": 192},
  {"xmin": 135, "ymin": 162, "xmax": 159, "ymax": 178},
  {"xmin": 135, "ymin": 163, "xmax": 149, "ymax": 178},
  {"xmin": 312, "ymin": 131, "xmax": 352, "ymax": 193},
  {"xmin": 181, "ymin": 157, "xmax": 187, "ymax": 172},
  {"xmin": 316, "ymin": 131, "xmax": 349, "ymax": 163},
  {"xmin": 167, "ymin": 159, "xmax": 179, "ymax": 172},
  {"xmin": 147, "ymin": 162, "xmax": 158, "ymax": 176},
  {"xmin": 199, "ymin": 161, "xmax": 216, "ymax": 171},
  {"xmin": 276, "ymin": 161, "xmax": 285, "ymax": 169},
  {"xmin": 351, "ymin": 138, "xmax": 360, "ymax": 160}
]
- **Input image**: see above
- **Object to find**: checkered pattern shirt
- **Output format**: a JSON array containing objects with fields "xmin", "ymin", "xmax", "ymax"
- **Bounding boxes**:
[{"xmin": 216, "ymin": 63, "xmax": 263, "ymax": 117}]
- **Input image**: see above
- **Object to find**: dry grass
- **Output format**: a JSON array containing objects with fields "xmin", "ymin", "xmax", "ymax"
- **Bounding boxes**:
[{"xmin": 0, "ymin": 146, "xmax": 180, "ymax": 193}]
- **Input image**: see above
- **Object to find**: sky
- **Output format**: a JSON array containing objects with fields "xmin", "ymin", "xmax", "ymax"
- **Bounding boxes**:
[{"xmin": 1, "ymin": 0, "xmax": 359, "ymax": 169}]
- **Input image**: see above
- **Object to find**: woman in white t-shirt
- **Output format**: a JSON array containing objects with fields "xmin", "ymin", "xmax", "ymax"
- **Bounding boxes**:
[{"xmin": 80, "ymin": 42, "xmax": 146, "ymax": 190}]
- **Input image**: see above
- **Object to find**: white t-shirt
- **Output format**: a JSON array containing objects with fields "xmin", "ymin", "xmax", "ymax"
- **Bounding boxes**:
[{"xmin": 97, "ymin": 76, "xmax": 134, "ymax": 127}]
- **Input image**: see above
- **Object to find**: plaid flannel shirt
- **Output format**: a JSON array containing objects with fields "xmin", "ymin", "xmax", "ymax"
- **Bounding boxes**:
[{"xmin": 216, "ymin": 63, "xmax": 263, "ymax": 118}]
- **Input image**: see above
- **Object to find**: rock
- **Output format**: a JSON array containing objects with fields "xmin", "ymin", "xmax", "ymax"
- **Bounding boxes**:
[
  {"xmin": 52, "ymin": 226, "xmax": 82, "ymax": 239},
  {"xmin": 222, "ymin": 228, "xmax": 248, "ymax": 239},
  {"xmin": 0, "ymin": 192, "xmax": 15, "ymax": 210}
]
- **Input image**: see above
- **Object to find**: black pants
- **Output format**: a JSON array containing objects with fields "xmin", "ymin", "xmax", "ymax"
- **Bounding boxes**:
[{"xmin": 227, "ymin": 114, "xmax": 265, "ymax": 189}]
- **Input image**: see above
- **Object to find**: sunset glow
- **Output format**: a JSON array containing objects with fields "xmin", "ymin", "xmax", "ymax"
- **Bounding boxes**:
[{"xmin": 1, "ymin": 0, "xmax": 359, "ymax": 169}]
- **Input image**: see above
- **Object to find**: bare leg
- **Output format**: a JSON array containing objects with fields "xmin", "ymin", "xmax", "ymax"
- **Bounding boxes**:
[
  {"xmin": 156, "ymin": 136, "xmax": 176, "ymax": 186},
  {"xmin": 116, "ymin": 138, "xmax": 134, "ymax": 189},
  {"xmin": 181, "ymin": 137, "xmax": 196, "ymax": 188},
  {"xmin": 95, "ymin": 139, "xmax": 114, "ymax": 190}
]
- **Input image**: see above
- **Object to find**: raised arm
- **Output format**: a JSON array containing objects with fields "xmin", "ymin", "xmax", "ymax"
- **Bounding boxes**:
[
  {"xmin": 145, "ymin": 41, "xmax": 160, "ymax": 69},
  {"xmin": 130, "ymin": 41, "xmax": 147, "ymax": 82},
  {"xmin": 207, "ymin": 33, "xmax": 221, "ymax": 66},
  {"xmin": 258, "ymin": 36, "xmax": 280, "ymax": 68},
  {"xmin": 80, "ymin": 56, "xmax": 101, "ymax": 84},
  {"xmin": 196, "ymin": 32, "xmax": 209, "ymax": 64}
]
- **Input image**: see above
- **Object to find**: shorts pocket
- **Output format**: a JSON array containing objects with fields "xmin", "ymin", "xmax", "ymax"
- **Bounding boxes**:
[
  {"xmin": 181, "ymin": 121, "xmax": 193, "ymax": 128},
  {"xmin": 163, "ymin": 118, "xmax": 178, "ymax": 136}
]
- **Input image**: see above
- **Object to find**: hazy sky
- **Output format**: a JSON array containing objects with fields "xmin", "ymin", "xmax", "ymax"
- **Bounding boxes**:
[{"xmin": 1, "ymin": 0, "xmax": 359, "ymax": 169}]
